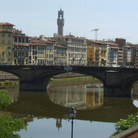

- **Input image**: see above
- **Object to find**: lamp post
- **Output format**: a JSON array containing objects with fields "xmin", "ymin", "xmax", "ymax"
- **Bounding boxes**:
[{"xmin": 69, "ymin": 107, "xmax": 77, "ymax": 138}]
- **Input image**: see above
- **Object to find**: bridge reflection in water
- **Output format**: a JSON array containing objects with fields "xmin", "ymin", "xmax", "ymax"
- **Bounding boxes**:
[
  {"xmin": 2, "ymin": 82, "xmax": 137, "ymax": 138},
  {"xmin": 47, "ymin": 86, "xmax": 104, "ymax": 110},
  {"xmin": 6, "ymin": 82, "xmax": 138, "ymax": 123}
]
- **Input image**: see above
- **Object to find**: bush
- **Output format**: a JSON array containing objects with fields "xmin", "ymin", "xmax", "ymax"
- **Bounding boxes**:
[{"xmin": 112, "ymin": 112, "xmax": 138, "ymax": 136}]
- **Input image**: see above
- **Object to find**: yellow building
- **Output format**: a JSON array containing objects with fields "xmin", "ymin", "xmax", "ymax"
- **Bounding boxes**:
[
  {"xmin": 0, "ymin": 22, "xmax": 14, "ymax": 65},
  {"xmin": 87, "ymin": 40, "xmax": 107, "ymax": 66},
  {"xmin": 87, "ymin": 41, "xmax": 95, "ymax": 66}
]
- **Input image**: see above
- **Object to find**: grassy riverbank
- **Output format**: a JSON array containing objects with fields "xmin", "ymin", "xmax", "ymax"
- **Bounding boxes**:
[
  {"xmin": 0, "ymin": 80, "xmax": 19, "ymax": 89},
  {"xmin": 48, "ymin": 76, "xmax": 101, "ymax": 88}
]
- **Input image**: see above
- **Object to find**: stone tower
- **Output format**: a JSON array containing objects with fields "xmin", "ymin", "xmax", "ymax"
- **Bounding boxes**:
[{"xmin": 57, "ymin": 9, "xmax": 64, "ymax": 36}]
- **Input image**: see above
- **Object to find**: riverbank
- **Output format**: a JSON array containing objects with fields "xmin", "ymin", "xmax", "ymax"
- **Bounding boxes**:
[
  {"xmin": 48, "ymin": 75, "xmax": 102, "ymax": 89},
  {"xmin": 0, "ymin": 80, "xmax": 19, "ymax": 89}
]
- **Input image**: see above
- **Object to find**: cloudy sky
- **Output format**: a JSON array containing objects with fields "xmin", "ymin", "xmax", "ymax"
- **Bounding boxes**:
[{"xmin": 1, "ymin": 0, "xmax": 138, "ymax": 43}]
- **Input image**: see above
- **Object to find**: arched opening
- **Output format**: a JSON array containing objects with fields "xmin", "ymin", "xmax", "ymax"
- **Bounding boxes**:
[
  {"xmin": 36, "ymin": 71, "xmax": 104, "ymax": 91},
  {"xmin": 123, "ymin": 77, "xmax": 138, "ymax": 97},
  {"xmin": 45, "ymin": 72, "xmax": 104, "ymax": 110}
]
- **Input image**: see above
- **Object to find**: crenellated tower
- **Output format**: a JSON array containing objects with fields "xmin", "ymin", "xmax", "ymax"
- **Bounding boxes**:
[{"xmin": 57, "ymin": 9, "xmax": 64, "ymax": 36}]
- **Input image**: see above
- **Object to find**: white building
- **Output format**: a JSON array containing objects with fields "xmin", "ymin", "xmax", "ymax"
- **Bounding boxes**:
[
  {"xmin": 54, "ymin": 35, "xmax": 87, "ymax": 66},
  {"xmin": 107, "ymin": 43, "xmax": 118, "ymax": 67}
]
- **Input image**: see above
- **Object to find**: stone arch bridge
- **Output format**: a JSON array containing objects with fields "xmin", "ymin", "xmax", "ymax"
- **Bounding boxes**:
[{"xmin": 0, "ymin": 65, "xmax": 138, "ymax": 97}]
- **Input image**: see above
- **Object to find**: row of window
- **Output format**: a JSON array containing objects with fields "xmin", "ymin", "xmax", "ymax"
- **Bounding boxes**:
[
  {"xmin": 0, "ymin": 25, "xmax": 13, "ymax": 30},
  {"xmin": 14, "ymin": 52, "xmax": 28, "ymax": 57},
  {"xmin": 14, "ymin": 37, "xmax": 29, "ymax": 43},
  {"xmin": 1, "ymin": 51, "xmax": 11, "ymax": 57},
  {"xmin": 1, "ymin": 40, "xmax": 11, "ymax": 44},
  {"xmin": 1, "ymin": 46, "xmax": 11, "ymax": 49},
  {"xmin": 1, "ymin": 33, "xmax": 12, "ymax": 37},
  {"xmin": 1, "ymin": 58, "xmax": 11, "ymax": 62}
]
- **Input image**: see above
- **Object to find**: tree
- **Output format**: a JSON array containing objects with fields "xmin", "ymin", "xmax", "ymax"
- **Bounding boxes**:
[
  {"xmin": 0, "ymin": 90, "xmax": 12, "ymax": 110},
  {"xmin": 0, "ymin": 89, "xmax": 27, "ymax": 137},
  {"xmin": 0, "ymin": 115, "xmax": 27, "ymax": 138}
]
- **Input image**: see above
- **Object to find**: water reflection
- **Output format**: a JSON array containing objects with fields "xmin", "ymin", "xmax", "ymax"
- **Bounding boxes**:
[
  {"xmin": 2, "ymin": 82, "xmax": 138, "ymax": 138},
  {"xmin": 47, "ymin": 86, "xmax": 104, "ymax": 110}
]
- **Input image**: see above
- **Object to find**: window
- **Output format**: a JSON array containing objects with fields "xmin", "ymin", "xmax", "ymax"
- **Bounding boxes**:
[
  {"xmin": 18, "ymin": 52, "xmax": 21, "ymax": 57},
  {"xmin": 7, "ymin": 52, "xmax": 11, "ymax": 56},
  {"xmin": 1, "ymin": 51, "xmax": 5, "ymax": 57},
  {"xmin": 19, "ymin": 37, "xmax": 21, "ymax": 42},
  {"xmin": 2, "ymin": 33, "xmax": 5, "ymax": 37},
  {"xmin": 14, "ymin": 52, "xmax": 17, "ymax": 57},
  {"xmin": 2, "ymin": 40, "xmax": 4, "ymax": 44},
  {"xmin": 2, "ymin": 46, "xmax": 4, "ymax": 49},
  {"xmin": 1, "ymin": 58, "xmax": 4, "ymax": 61},
  {"xmin": 8, "ymin": 47, "xmax": 11, "ymax": 49},
  {"xmin": 8, "ymin": 58, "xmax": 10, "ymax": 61},
  {"xmin": 14, "ymin": 37, "xmax": 17, "ymax": 42},
  {"xmin": 8, "ymin": 34, "xmax": 11, "ymax": 37},
  {"xmin": 8, "ymin": 40, "xmax": 11, "ymax": 44},
  {"xmin": 7, "ymin": 25, "xmax": 13, "ymax": 29}
]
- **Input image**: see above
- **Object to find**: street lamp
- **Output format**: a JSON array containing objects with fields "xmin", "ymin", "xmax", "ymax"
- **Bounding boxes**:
[{"xmin": 69, "ymin": 107, "xmax": 77, "ymax": 138}]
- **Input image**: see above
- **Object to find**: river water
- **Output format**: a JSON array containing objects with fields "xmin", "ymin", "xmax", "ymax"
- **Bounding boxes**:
[{"xmin": 3, "ymin": 81, "xmax": 138, "ymax": 138}]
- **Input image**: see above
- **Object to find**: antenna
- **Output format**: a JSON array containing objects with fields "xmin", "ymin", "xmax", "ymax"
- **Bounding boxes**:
[{"xmin": 91, "ymin": 28, "xmax": 99, "ymax": 41}]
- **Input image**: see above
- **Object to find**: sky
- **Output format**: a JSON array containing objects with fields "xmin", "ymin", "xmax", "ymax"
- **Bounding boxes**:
[{"xmin": 1, "ymin": 0, "xmax": 138, "ymax": 44}]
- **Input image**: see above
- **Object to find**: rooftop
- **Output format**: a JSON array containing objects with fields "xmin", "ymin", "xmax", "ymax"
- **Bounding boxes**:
[{"xmin": 0, "ymin": 22, "xmax": 14, "ymax": 26}]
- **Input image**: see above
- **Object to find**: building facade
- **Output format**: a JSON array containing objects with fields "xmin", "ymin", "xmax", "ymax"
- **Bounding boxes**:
[
  {"xmin": 54, "ymin": 44, "xmax": 67, "ymax": 65},
  {"xmin": 13, "ymin": 29, "xmax": 29, "ymax": 65},
  {"xmin": 54, "ymin": 35, "xmax": 87, "ymax": 66},
  {"xmin": 124, "ymin": 46, "xmax": 131, "ymax": 66},
  {"xmin": 29, "ymin": 38, "xmax": 47, "ymax": 65},
  {"xmin": 107, "ymin": 43, "xmax": 118, "ymax": 67},
  {"xmin": 86, "ymin": 40, "xmax": 107, "ymax": 66},
  {"xmin": 0, "ymin": 23, "xmax": 14, "ymax": 65},
  {"xmin": 46, "ymin": 41, "xmax": 54, "ymax": 65},
  {"xmin": 115, "ymin": 38, "xmax": 126, "ymax": 67}
]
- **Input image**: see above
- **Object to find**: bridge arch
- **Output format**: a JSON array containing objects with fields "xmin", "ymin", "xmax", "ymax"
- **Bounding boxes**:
[
  {"xmin": 34, "ymin": 71, "xmax": 67, "ymax": 90},
  {"xmin": 123, "ymin": 75, "xmax": 138, "ymax": 97},
  {"xmin": 35, "ymin": 70, "xmax": 105, "ymax": 91}
]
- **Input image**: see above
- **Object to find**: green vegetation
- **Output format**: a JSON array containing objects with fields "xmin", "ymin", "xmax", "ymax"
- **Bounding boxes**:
[
  {"xmin": 48, "ymin": 76, "xmax": 100, "ymax": 88},
  {"xmin": 111, "ymin": 112, "xmax": 138, "ymax": 136},
  {"xmin": 48, "ymin": 76, "xmax": 101, "ymax": 89},
  {"xmin": 0, "ymin": 115, "xmax": 27, "ymax": 138},
  {"xmin": 0, "ymin": 80, "xmax": 19, "ymax": 88},
  {"xmin": 0, "ymin": 90, "xmax": 27, "ymax": 138},
  {"xmin": 50, "ymin": 76, "xmax": 98, "ymax": 82},
  {"xmin": 0, "ymin": 90, "xmax": 11, "ymax": 110}
]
